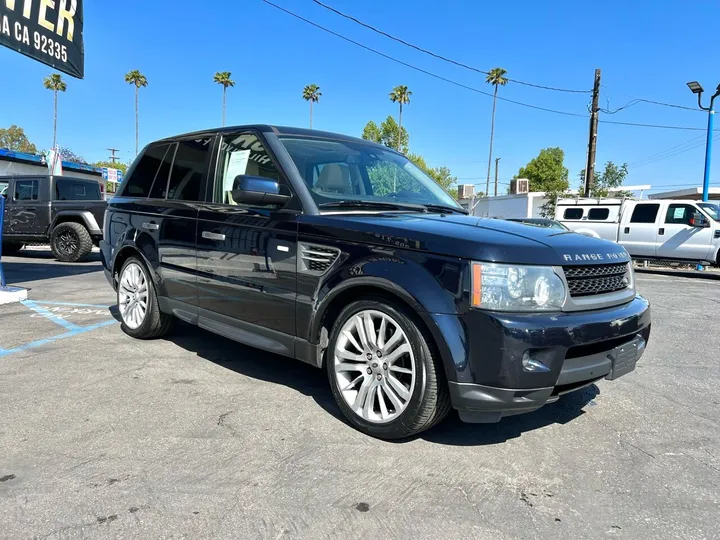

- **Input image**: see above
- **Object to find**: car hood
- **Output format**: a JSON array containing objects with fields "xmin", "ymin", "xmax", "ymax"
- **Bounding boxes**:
[{"xmin": 301, "ymin": 212, "xmax": 630, "ymax": 266}]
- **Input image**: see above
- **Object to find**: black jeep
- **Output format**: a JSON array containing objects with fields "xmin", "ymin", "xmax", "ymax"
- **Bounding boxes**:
[
  {"xmin": 1, "ymin": 175, "xmax": 106, "ymax": 262},
  {"xmin": 101, "ymin": 125, "xmax": 651, "ymax": 439}
]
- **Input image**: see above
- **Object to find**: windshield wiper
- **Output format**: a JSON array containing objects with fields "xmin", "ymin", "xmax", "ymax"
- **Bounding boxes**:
[
  {"xmin": 318, "ymin": 200, "xmax": 428, "ymax": 212},
  {"xmin": 421, "ymin": 203, "xmax": 468, "ymax": 215}
]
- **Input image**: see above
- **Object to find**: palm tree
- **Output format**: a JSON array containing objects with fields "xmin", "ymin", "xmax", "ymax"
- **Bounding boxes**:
[
  {"xmin": 389, "ymin": 85, "xmax": 412, "ymax": 150},
  {"xmin": 124, "ymin": 70, "xmax": 148, "ymax": 156},
  {"xmin": 302, "ymin": 84, "xmax": 322, "ymax": 129},
  {"xmin": 485, "ymin": 68, "xmax": 508, "ymax": 196},
  {"xmin": 43, "ymin": 73, "xmax": 66, "ymax": 153},
  {"xmin": 213, "ymin": 71, "xmax": 235, "ymax": 127}
]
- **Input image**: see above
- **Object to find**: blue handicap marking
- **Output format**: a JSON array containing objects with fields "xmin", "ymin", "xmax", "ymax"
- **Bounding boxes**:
[{"xmin": 0, "ymin": 299, "xmax": 119, "ymax": 358}]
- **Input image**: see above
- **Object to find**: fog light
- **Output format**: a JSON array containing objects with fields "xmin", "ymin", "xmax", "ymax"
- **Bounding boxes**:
[{"xmin": 522, "ymin": 352, "xmax": 551, "ymax": 372}]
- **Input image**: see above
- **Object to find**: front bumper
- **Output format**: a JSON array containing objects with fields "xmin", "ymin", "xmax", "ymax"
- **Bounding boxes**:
[{"xmin": 432, "ymin": 295, "xmax": 651, "ymax": 423}]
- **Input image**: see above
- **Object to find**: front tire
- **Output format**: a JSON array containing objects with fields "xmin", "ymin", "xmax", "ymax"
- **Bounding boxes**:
[
  {"xmin": 50, "ymin": 222, "xmax": 93, "ymax": 262},
  {"xmin": 118, "ymin": 256, "xmax": 174, "ymax": 339},
  {"xmin": 326, "ymin": 298, "xmax": 450, "ymax": 439}
]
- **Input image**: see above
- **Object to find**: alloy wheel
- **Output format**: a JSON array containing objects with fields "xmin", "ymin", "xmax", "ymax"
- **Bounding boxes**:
[
  {"xmin": 333, "ymin": 309, "xmax": 416, "ymax": 424},
  {"xmin": 57, "ymin": 231, "xmax": 78, "ymax": 255},
  {"xmin": 118, "ymin": 262, "xmax": 149, "ymax": 330}
]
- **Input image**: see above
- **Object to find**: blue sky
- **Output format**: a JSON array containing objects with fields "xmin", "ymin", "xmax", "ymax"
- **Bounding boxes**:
[{"xmin": 1, "ymin": 0, "xmax": 719, "ymax": 195}]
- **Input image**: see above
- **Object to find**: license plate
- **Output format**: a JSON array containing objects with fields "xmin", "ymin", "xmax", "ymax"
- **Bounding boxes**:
[{"xmin": 605, "ymin": 337, "xmax": 641, "ymax": 380}]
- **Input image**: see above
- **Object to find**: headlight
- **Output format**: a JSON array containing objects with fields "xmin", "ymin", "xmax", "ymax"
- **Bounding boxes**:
[{"xmin": 471, "ymin": 262, "xmax": 566, "ymax": 312}]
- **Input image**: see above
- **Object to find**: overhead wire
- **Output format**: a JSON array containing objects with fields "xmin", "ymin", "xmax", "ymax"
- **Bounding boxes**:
[
  {"xmin": 261, "ymin": 0, "xmax": 589, "ymax": 117},
  {"xmin": 264, "ymin": 0, "xmax": 718, "ymax": 134},
  {"xmin": 308, "ymin": 0, "xmax": 591, "ymax": 94}
]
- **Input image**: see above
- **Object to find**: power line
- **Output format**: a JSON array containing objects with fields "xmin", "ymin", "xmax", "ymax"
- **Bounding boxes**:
[
  {"xmin": 263, "ymin": 1, "xmax": 594, "ymax": 116},
  {"xmin": 600, "ymin": 86, "xmax": 700, "ymax": 113},
  {"xmin": 262, "ymin": 0, "xmax": 588, "ymax": 117},
  {"xmin": 628, "ymin": 134, "xmax": 706, "ymax": 167},
  {"xmin": 263, "ymin": 0, "xmax": 719, "ymax": 133},
  {"xmin": 629, "ymin": 134, "xmax": 717, "ymax": 169},
  {"xmin": 309, "ymin": 0, "xmax": 591, "ymax": 94}
]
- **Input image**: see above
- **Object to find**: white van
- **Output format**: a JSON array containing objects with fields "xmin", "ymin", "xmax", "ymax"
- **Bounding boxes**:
[{"xmin": 556, "ymin": 198, "xmax": 720, "ymax": 266}]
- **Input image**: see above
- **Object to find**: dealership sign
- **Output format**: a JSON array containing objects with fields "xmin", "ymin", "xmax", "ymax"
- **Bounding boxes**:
[{"xmin": 0, "ymin": 0, "xmax": 84, "ymax": 79}]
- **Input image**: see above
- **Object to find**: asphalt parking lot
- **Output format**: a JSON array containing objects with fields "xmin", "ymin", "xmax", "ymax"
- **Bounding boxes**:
[{"xmin": 1, "ymin": 251, "xmax": 718, "ymax": 540}]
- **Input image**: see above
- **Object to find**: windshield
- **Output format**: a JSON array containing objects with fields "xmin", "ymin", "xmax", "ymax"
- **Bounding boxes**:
[
  {"xmin": 698, "ymin": 202, "xmax": 720, "ymax": 220},
  {"xmin": 278, "ymin": 136, "xmax": 461, "ymax": 211}
]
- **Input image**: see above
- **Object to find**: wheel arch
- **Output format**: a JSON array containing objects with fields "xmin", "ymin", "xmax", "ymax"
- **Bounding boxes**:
[
  {"xmin": 310, "ymin": 279, "xmax": 455, "ymax": 381},
  {"xmin": 51, "ymin": 211, "xmax": 98, "ymax": 233}
]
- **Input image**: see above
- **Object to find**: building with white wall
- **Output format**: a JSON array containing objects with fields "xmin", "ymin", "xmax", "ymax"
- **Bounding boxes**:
[{"xmin": 0, "ymin": 148, "xmax": 103, "ymax": 183}]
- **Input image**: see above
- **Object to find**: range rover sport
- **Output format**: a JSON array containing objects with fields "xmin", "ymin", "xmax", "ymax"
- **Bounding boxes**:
[{"xmin": 101, "ymin": 125, "xmax": 651, "ymax": 439}]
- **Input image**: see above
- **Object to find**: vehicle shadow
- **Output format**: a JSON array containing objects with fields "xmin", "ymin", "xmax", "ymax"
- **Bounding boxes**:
[
  {"xmin": 160, "ymin": 321, "xmax": 599, "ymax": 446},
  {"xmin": 2, "ymin": 252, "xmax": 103, "ymax": 285},
  {"xmin": 420, "ymin": 384, "xmax": 600, "ymax": 446}
]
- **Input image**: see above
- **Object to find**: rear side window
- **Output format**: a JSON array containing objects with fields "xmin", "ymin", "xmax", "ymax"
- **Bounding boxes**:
[
  {"xmin": 14, "ymin": 179, "xmax": 39, "ymax": 201},
  {"xmin": 167, "ymin": 138, "xmax": 213, "ymax": 201},
  {"xmin": 148, "ymin": 145, "xmax": 176, "ymax": 199},
  {"xmin": 630, "ymin": 204, "xmax": 659, "ymax": 224},
  {"xmin": 55, "ymin": 179, "xmax": 102, "ymax": 200},
  {"xmin": 588, "ymin": 208, "xmax": 610, "ymax": 220},
  {"xmin": 120, "ymin": 143, "xmax": 172, "ymax": 198},
  {"xmin": 563, "ymin": 208, "xmax": 583, "ymax": 220}
]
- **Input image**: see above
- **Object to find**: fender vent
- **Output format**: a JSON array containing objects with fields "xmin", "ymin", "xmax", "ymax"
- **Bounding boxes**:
[{"xmin": 299, "ymin": 243, "xmax": 340, "ymax": 275}]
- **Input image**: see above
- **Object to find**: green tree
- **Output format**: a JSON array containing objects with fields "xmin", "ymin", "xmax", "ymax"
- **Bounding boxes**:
[
  {"xmin": 380, "ymin": 116, "xmax": 409, "ymax": 153},
  {"xmin": 361, "ymin": 121, "xmax": 382, "ymax": 143},
  {"xmin": 213, "ymin": 71, "xmax": 235, "ymax": 127},
  {"xmin": 580, "ymin": 161, "xmax": 630, "ymax": 198},
  {"xmin": 361, "ymin": 117, "xmax": 408, "ymax": 153},
  {"xmin": 125, "ymin": 70, "xmax": 148, "ymax": 156},
  {"xmin": 302, "ymin": 84, "xmax": 322, "ymax": 129},
  {"xmin": 389, "ymin": 85, "xmax": 412, "ymax": 150},
  {"xmin": 408, "ymin": 153, "xmax": 457, "ymax": 194},
  {"xmin": 515, "ymin": 147, "xmax": 569, "ymax": 217},
  {"xmin": 43, "ymin": 73, "xmax": 67, "ymax": 152},
  {"xmin": 0, "ymin": 125, "xmax": 38, "ymax": 153},
  {"xmin": 485, "ymin": 67, "xmax": 508, "ymax": 196}
]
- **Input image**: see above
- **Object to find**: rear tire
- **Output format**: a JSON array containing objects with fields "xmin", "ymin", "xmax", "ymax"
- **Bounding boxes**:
[
  {"xmin": 326, "ymin": 297, "xmax": 451, "ymax": 440},
  {"xmin": 50, "ymin": 222, "xmax": 93, "ymax": 262},
  {"xmin": 1, "ymin": 242, "xmax": 24, "ymax": 256},
  {"xmin": 117, "ymin": 256, "xmax": 174, "ymax": 339}
]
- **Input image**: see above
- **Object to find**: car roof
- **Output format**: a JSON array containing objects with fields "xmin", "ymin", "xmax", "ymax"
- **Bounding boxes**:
[{"xmin": 154, "ymin": 124, "xmax": 392, "ymax": 151}]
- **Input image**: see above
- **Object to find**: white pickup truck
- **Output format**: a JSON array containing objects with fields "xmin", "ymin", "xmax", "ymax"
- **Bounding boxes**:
[{"xmin": 556, "ymin": 198, "xmax": 720, "ymax": 266}]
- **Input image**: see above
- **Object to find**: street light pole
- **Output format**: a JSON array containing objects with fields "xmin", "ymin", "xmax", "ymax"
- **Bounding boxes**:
[{"xmin": 687, "ymin": 81, "xmax": 720, "ymax": 202}]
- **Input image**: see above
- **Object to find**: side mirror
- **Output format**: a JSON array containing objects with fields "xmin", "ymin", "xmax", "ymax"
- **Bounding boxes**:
[
  {"xmin": 689, "ymin": 212, "xmax": 709, "ymax": 227},
  {"xmin": 230, "ymin": 175, "xmax": 291, "ymax": 206}
]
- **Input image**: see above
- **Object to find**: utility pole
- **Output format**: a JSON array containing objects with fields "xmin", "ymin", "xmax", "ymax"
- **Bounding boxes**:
[
  {"xmin": 107, "ymin": 148, "xmax": 119, "ymax": 164},
  {"xmin": 494, "ymin": 157, "xmax": 501, "ymax": 197},
  {"xmin": 584, "ymin": 69, "xmax": 601, "ymax": 197}
]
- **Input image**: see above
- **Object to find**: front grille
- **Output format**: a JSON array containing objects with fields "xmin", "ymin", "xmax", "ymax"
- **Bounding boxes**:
[
  {"xmin": 300, "ymin": 244, "xmax": 340, "ymax": 275},
  {"xmin": 563, "ymin": 263, "xmax": 629, "ymax": 297}
]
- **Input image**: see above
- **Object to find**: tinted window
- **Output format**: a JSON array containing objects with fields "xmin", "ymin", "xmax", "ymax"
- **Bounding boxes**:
[
  {"xmin": 279, "ymin": 136, "xmax": 460, "ymax": 209},
  {"xmin": 14, "ymin": 180, "xmax": 39, "ymax": 201},
  {"xmin": 563, "ymin": 208, "xmax": 583, "ymax": 220},
  {"xmin": 665, "ymin": 204, "xmax": 696, "ymax": 225},
  {"xmin": 214, "ymin": 133, "xmax": 281, "ymax": 205},
  {"xmin": 148, "ymin": 144, "xmax": 176, "ymax": 199},
  {"xmin": 55, "ymin": 179, "xmax": 102, "ymax": 200},
  {"xmin": 121, "ymin": 144, "xmax": 172, "ymax": 198},
  {"xmin": 588, "ymin": 208, "xmax": 609, "ymax": 220},
  {"xmin": 167, "ymin": 138, "xmax": 212, "ymax": 201},
  {"xmin": 630, "ymin": 204, "xmax": 659, "ymax": 224}
]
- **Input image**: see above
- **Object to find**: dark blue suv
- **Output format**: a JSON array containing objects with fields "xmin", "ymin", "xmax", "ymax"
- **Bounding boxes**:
[{"xmin": 101, "ymin": 125, "xmax": 651, "ymax": 439}]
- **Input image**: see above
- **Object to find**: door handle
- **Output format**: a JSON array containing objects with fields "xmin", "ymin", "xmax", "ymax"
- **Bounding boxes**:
[
  {"xmin": 202, "ymin": 231, "xmax": 226, "ymax": 241},
  {"xmin": 624, "ymin": 227, "xmax": 630, "ymax": 234},
  {"xmin": 142, "ymin": 222, "xmax": 159, "ymax": 231},
  {"xmin": 658, "ymin": 228, "xmax": 665, "ymax": 235}
]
